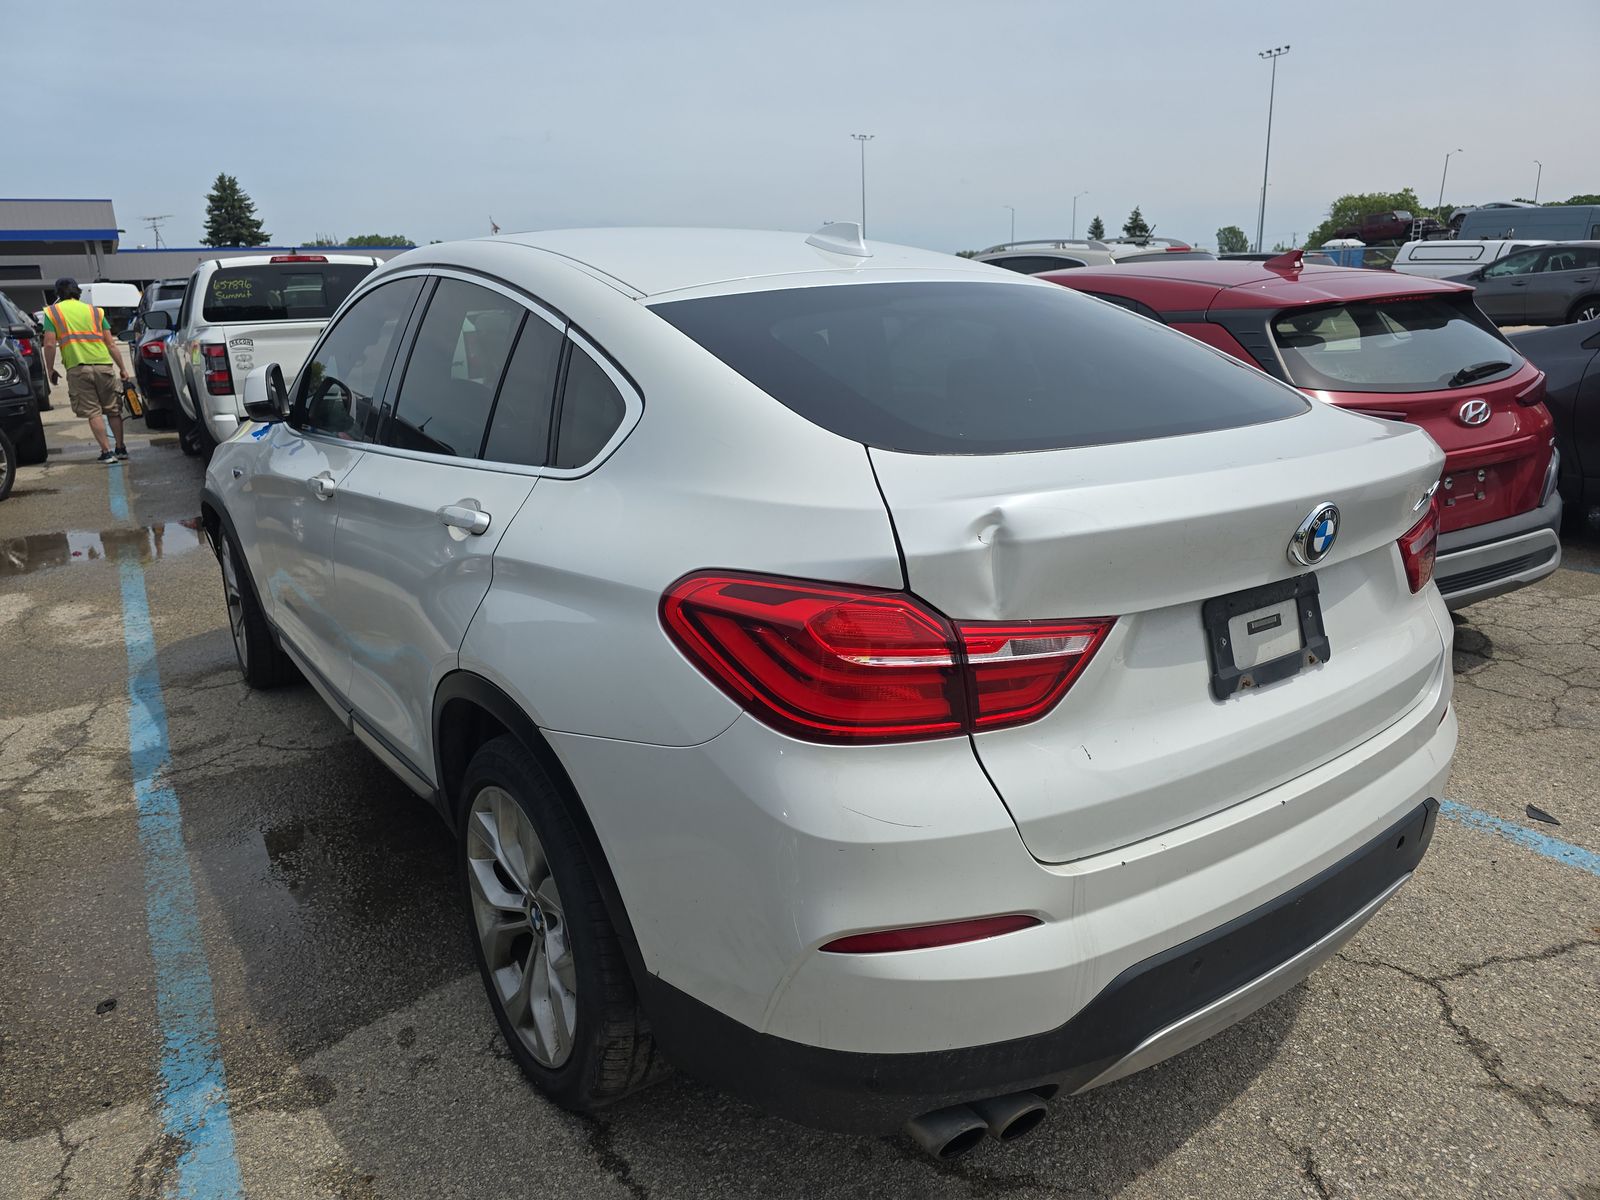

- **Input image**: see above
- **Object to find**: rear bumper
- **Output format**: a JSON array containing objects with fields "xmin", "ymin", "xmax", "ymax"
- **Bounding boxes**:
[
  {"xmin": 637, "ymin": 799, "xmax": 1439, "ymax": 1133},
  {"xmin": 1435, "ymin": 489, "xmax": 1562, "ymax": 608}
]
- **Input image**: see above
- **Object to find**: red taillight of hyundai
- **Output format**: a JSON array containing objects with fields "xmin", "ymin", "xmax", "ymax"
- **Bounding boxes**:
[
  {"xmin": 661, "ymin": 571, "xmax": 1113, "ymax": 743},
  {"xmin": 1398, "ymin": 498, "xmax": 1441, "ymax": 593}
]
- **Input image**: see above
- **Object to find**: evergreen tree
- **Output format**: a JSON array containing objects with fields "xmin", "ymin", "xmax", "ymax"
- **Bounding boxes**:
[
  {"xmin": 1086, "ymin": 215, "xmax": 1105, "ymax": 240},
  {"xmin": 1122, "ymin": 207, "xmax": 1151, "ymax": 241},
  {"xmin": 202, "ymin": 174, "xmax": 270, "ymax": 247},
  {"xmin": 1216, "ymin": 225, "xmax": 1250, "ymax": 254}
]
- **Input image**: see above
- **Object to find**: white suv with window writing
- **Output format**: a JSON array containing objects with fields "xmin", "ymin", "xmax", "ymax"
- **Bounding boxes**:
[
  {"xmin": 165, "ymin": 253, "xmax": 379, "ymax": 454},
  {"xmin": 200, "ymin": 227, "xmax": 1454, "ymax": 1160}
]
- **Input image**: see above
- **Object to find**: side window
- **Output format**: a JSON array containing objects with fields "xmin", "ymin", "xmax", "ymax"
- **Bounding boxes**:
[
  {"xmin": 1575, "ymin": 247, "xmax": 1600, "ymax": 270},
  {"xmin": 1083, "ymin": 292, "xmax": 1166, "ymax": 323},
  {"xmin": 483, "ymin": 314, "xmax": 564, "ymax": 467},
  {"xmin": 176, "ymin": 274, "xmax": 197, "ymax": 330},
  {"xmin": 1483, "ymin": 249, "xmax": 1542, "ymax": 278},
  {"xmin": 298, "ymin": 276, "xmax": 424, "ymax": 443},
  {"xmin": 386, "ymin": 279, "xmax": 523, "ymax": 458},
  {"xmin": 553, "ymin": 343, "xmax": 627, "ymax": 469}
]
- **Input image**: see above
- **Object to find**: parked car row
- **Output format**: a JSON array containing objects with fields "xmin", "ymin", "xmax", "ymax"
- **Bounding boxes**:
[{"xmin": 199, "ymin": 225, "xmax": 1460, "ymax": 1158}]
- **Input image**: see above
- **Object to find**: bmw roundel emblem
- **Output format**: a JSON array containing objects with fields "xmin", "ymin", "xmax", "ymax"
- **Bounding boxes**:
[
  {"xmin": 1458, "ymin": 398, "xmax": 1491, "ymax": 427},
  {"xmin": 1288, "ymin": 502, "xmax": 1340, "ymax": 567}
]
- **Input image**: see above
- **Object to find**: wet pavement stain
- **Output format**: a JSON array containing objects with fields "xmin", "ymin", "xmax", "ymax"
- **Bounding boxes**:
[{"xmin": 0, "ymin": 518, "xmax": 206, "ymax": 577}]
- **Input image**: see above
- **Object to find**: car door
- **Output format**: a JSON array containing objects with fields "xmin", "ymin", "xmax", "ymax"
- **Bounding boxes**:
[
  {"xmin": 1526, "ymin": 246, "xmax": 1600, "ymax": 323},
  {"xmin": 1472, "ymin": 247, "xmax": 1546, "ymax": 324},
  {"xmin": 327, "ymin": 274, "xmax": 549, "ymax": 782},
  {"xmin": 165, "ymin": 270, "xmax": 202, "ymax": 418},
  {"xmin": 250, "ymin": 274, "xmax": 426, "ymax": 701}
]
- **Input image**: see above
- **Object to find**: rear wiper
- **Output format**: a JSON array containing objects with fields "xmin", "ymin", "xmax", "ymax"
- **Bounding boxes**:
[{"xmin": 1448, "ymin": 360, "xmax": 1512, "ymax": 387}]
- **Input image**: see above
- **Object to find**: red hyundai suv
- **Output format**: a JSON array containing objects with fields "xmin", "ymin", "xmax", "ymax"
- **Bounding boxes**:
[{"xmin": 1041, "ymin": 253, "xmax": 1562, "ymax": 608}]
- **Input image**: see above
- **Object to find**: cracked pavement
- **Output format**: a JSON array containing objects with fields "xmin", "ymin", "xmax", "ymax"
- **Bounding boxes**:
[{"xmin": 2, "ymin": 395, "xmax": 1598, "ymax": 1198}]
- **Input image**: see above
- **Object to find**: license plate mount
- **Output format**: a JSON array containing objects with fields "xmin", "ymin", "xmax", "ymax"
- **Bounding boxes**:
[{"xmin": 1202, "ymin": 574, "xmax": 1330, "ymax": 701}]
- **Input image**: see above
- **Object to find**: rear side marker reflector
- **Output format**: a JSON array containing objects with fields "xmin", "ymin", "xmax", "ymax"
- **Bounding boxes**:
[
  {"xmin": 660, "ymin": 571, "xmax": 1113, "ymax": 743},
  {"xmin": 820, "ymin": 914, "xmax": 1041, "ymax": 954}
]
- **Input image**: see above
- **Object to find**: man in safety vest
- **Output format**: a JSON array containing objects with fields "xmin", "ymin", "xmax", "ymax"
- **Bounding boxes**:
[{"xmin": 41, "ymin": 277, "xmax": 135, "ymax": 465}]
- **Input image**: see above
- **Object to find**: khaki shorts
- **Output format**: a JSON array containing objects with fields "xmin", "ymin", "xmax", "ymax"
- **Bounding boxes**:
[{"xmin": 68, "ymin": 364, "xmax": 123, "ymax": 419}]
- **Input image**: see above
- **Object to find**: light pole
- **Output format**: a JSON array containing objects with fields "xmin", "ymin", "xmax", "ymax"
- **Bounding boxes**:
[
  {"xmin": 1072, "ymin": 190, "xmax": 1088, "ymax": 239},
  {"xmin": 1255, "ymin": 45, "xmax": 1290, "ymax": 254},
  {"xmin": 1533, "ymin": 160, "xmax": 1543, "ymax": 204},
  {"xmin": 1004, "ymin": 205, "xmax": 1015, "ymax": 244},
  {"xmin": 850, "ymin": 133, "xmax": 874, "ymax": 236},
  {"xmin": 1438, "ymin": 148, "xmax": 1462, "ymax": 212}
]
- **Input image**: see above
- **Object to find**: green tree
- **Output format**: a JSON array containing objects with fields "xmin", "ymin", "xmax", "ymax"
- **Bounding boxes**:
[
  {"xmin": 1086, "ymin": 215, "xmax": 1105, "ymax": 240},
  {"xmin": 1216, "ymin": 225, "xmax": 1250, "ymax": 254},
  {"xmin": 1305, "ymin": 188, "xmax": 1422, "ymax": 248},
  {"xmin": 1555, "ymin": 193, "xmax": 1600, "ymax": 206},
  {"xmin": 1121, "ymin": 207, "xmax": 1151, "ymax": 240},
  {"xmin": 954, "ymin": 249, "xmax": 979, "ymax": 258},
  {"xmin": 342, "ymin": 234, "xmax": 412, "ymax": 247},
  {"xmin": 201, "ymin": 173, "xmax": 270, "ymax": 247}
]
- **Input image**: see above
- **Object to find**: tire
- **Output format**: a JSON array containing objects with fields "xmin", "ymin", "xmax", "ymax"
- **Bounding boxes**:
[
  {"xmin": 174, "ymin": 395, "xmax": 203, "ymax": 457},
  {"xmin": 12, "ymin": 413, "xmax": 46, "ymax": 465},
  {"xmin": 1568, "ymin": 296, "xmax": 1600, "ymax": 325},
  {"xmin": 0, "ymin": 427, "xmax": 14, "ymax": 501},
  {"xmin": 217, "ymin": 531, "xmax": 295, "ymax": 688},
  {"xmin": 459, "ymin": 735, "xmax": 662, "ymax": 1111}
]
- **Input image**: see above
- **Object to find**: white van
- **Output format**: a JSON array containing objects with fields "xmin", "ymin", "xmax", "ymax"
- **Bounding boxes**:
[
  {"xmin": 1391, "ymin": 239, "xmax": 1548, "ymax": 279},
  {"xmin": 77, "ymin": 282, "xmax": 144, "ymax": 335}
]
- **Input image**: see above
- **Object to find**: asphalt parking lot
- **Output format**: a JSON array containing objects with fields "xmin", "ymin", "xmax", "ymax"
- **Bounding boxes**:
[{"xmin": 1, "ymin": 391, "xmax": 1597, "ymax": 1200}]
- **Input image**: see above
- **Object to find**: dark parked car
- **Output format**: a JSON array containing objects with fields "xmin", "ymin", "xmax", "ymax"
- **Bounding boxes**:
[
  {"xmin": 127, "ymin": 300, "xmax": 183, "ymax": 428},
  {"xmin": 1510, "ymin": 317, "xmax": 1600, "ymax": 521},
  {"xmin": 134, "ymin": 278, "xmax": 188, "ymax": 322},
  {"xmin": 0, "ymin": 290, "xmax": 50, "ymax": 410},
  {"xmin": 1452, "ymin": 241, "xmax": 1600, "ymax": 327},
  {"xmin": 1331, "ymin": 210, "xmax": 1447, "ymax": 243},
  {"xmin": 0, "ymin": 339, "xmax": 47, "ymax": 488}
]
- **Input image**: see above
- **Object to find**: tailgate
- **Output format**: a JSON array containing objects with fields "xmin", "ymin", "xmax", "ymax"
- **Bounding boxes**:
[
  {"xmin": 219, "ymin": 321, "xmax": 326, "ymax": 389},
  {"xmin": 870, "ymin": 402, "xmax": 1448, "ymax": 862}
]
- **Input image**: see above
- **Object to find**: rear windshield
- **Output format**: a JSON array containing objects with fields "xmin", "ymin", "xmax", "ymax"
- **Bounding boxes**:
[
  {"xmin": 1272, "ymin": 297, "xmax": 1521, "ymax": 394},
  {"xmin": 203, "ymin": 264, "xmax": 374, "ymax": 323},
  {"xmin": 652, "ymin": 281, "xmax": 1307, "ymax": 454}
]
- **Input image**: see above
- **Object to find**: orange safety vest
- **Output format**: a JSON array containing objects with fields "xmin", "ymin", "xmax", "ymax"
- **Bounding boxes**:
[{"xmin": 45, "ymin": 298, "xmax": 114, "ymax": 368}]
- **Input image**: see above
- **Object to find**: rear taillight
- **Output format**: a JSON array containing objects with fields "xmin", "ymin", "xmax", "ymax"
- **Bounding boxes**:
[
  {"xmin": 1398, "ymin": 499, "xmax": 1441, "ymax": 593},
  {"xmin": 141, "ymin": 340, "xmax": 165, "ymax": 360},
  {"xmin": 202, "ymin": 342, "xmax": 234, "ymax": 395},
  {"xmin": 16, "ymin": 337, "xmax": 33, "ymax": 356},
  {"xmin": 820, "ymin": 914, "xmax": 1041, "ymax": 954},
  {"xmin": 1515, "ymin": 370, "xmax": 1546, "ymax": 406},
  {"xmin": 660, "ymin": 572, "xmax": 1113, "ymax": 743}
]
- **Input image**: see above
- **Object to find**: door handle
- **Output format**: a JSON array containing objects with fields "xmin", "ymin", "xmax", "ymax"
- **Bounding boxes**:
[
  {"xmin": 438, "ymin": 504, "xmax": 491, "ymax": 535},
  {"xmin": 310, "ymin": 472, "xmax": 337, "ymax": 499}
]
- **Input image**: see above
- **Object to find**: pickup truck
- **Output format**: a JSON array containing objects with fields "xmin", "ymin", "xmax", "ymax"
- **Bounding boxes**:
[
  {"xmin": 166, "ymin": 253, "xmax": 379, "ymax": 455},
  {"xmin": 1331, "ymin": 211, "xmax": 1447, "ymax": 243}
]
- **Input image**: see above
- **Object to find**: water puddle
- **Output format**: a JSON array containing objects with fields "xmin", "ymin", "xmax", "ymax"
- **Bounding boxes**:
[{"xmin": 0, "ymin": 518, "xmax": 207, "ymax": 577}]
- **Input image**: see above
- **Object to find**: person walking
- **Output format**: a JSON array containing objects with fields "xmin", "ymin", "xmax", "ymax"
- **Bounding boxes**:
[{"xmin": 41, "ymin": 277, "xmax": 134, "ymax": 465}]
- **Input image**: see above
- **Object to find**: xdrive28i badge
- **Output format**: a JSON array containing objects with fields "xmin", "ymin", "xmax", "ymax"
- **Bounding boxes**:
[{"xmin": 1288, "ymin": 502, "xmax": 1340, "ymax": 567}]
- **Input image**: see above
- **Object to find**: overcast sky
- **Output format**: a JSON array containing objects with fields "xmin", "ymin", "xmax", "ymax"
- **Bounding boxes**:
[{"xmin": 15, "ymin": 0, "xmax": 1599, "ymax": 253}]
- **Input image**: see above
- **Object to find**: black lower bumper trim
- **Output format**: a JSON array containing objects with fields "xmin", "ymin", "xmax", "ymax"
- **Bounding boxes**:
[{"xmin": 639, "ymin": 799, "xmax": 1438, "ymax": 1133}]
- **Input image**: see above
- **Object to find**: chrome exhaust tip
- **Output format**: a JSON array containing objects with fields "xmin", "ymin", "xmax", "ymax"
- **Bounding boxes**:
[
  {"xmin": 903, "ymin": 1104, "xmax": 988, "ymax": 1160},
  {"xmin": 969, "ymin": 1091, "xmax": 1049, "ymax": 1142}
]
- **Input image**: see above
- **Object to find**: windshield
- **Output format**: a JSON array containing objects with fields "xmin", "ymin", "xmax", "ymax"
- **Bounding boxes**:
[
  {"xmin": 1271, "ymin": 297, "xmax": 1520, "ymax": 394},
  {"xmin": 203, "ymin": 263, "xmax": 374, "ymax": 323},
  {"xmin": 653, "ymin": 281, "xmax": 1307, "ymax": 455}
]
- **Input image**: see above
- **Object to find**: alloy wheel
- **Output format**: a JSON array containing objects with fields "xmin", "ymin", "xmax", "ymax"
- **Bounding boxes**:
[
  {"xmin": 220, "ymin": 548, "xmax": 248, "ymax": 672},
  {"xmin": 467, "ymin": 785, "xmax": 578, "ymax": 1067},
  {"xmin": 1578, "ymin": 301, "xmax": 1600, "ymax": 323}
]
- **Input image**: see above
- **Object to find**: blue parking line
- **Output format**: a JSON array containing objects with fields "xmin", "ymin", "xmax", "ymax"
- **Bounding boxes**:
[
  {"xmin": 1441, "ymin": 799, "xmax": 1600, "ymax": 877},
  {"xmin": 110, "ymin": 466, "xmax": 245, "ymax": 1198}
]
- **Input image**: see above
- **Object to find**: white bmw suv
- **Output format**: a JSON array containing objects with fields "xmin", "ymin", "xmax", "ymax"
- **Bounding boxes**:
[{"xmin": 201, "ymin": 226, "xmax": 1454, "ymax": 1159}]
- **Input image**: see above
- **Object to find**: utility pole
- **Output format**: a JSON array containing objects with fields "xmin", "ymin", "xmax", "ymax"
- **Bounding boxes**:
[
  {"xmin": 1255, "ymin": 45, "xmax": 1290, "ymax": 254},
  {"xmin": 141, "ymin": 214, "xmax": 173, "ymax": 249},
  {"xmin": 851, "ymin": 134, "xmax": 875, "ymax": 236},
  {"xmin": 1072, "ymin": 191, "xmax": 1088, "ymax": 239},
  {"xmin": 1533, "ymin": 160, "xmax": 1543, "ymax": 204},
  {"xmin": 1438, "ymin": 148, "xmax": 1462, "ymax": 212},
  {"xmin": 1004, "ymin": 205, "xmax": 1015, "ymax": 244}
]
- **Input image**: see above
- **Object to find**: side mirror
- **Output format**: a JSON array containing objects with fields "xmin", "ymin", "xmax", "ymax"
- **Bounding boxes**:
[
  {"xmin": 142, "ymin": 309, "xmax": 172, "ymax": 331},
  {"xmin": 241, "ymin": 363, "xmax": 290, "ymax": 423}
]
